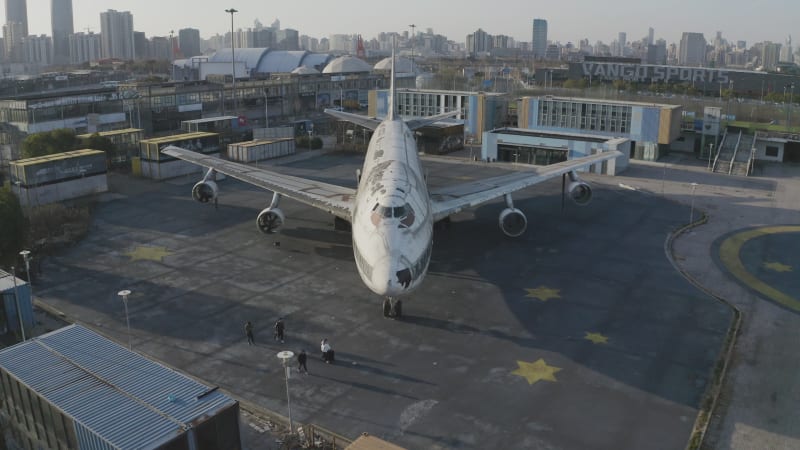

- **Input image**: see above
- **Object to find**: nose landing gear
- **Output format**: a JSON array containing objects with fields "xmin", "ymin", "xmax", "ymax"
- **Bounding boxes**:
[{"xmin": 383, "ymin": 297, "xmax": 403, "ymax": 319}]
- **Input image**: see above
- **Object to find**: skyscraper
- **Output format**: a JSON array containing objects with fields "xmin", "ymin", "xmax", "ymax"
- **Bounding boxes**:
[
  {"xmin": 179, "ymin": 28, "xmax": 201, "ymax": 58},
  {"xmin": 617, "ymin": 32, "xmax": 627, "ymax": 57},
  {"xmin": 647, "ymin": 27, "xmax": 654, "ymax": 46},
  {"xmin": 531, "ymin": 18, "xmax": 547, "ymax": 59},
  {"xmin": 100, "ymin": 9, "xmax": 134, "ymax": 60},
  {"xmin": 51, "ymin": 0, "xmax": 74, "ymax": 65},
  {"xmin": 679, "ymin": 32, "xmax": 706, "ymax": 66},
  {"xmin": 5, "ymin": 0, "xmax": 28, "ymax": 36}
]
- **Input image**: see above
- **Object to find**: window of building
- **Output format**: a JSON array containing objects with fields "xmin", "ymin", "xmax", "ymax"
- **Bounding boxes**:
[{"xmin": 765, "ymin": 146, "xmax": 779, "ymax": 157}]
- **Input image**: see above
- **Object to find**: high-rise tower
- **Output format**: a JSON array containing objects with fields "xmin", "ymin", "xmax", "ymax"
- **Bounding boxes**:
[
  {"xmin": 100, "ymin": 9, "xmax": 134, "ymax": 60},
  {"xmin": 531, "ymin": 18, "xmax": 547, "ymax": 60},
  {"xmin": 51, "ymin": 0, "xmax": 74, "ymax": 65},
  {"xmin": 4, "ymin": 0, "xmax": 27, "ymax": 36}
]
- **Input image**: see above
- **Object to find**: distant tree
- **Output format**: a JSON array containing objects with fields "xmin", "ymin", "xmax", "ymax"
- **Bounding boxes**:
[
  {"xmin": 0, "ymin": 187, "xmax": 27, "ymax": 269},
  {"xmin": 81, "ymin": 133, "xmax": 115, "ymax": 153},
  {"xmin": 21, "ymin": 128, "xmax": 79, "ymax": 158}
]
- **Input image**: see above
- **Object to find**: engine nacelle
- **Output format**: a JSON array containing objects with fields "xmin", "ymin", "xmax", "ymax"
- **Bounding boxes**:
[
  {"xmin": 256, "ymin": 207, "xmax": 285, "ymax": 234},
  {"xmin": 192, "ymin": 180, "xmax": 218, "ymax": 203},
  {"xmin": 568, "ymin": 181, "xmax": 593, "ymax": 206},
  {"xmin": 499, "ymin": 208, "xmax": 528, "ymax": 237}
]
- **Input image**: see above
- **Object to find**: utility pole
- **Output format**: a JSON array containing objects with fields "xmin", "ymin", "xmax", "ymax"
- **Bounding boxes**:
[
  {"xmin": 225, "ymin": 8, "xmax": 238, "ymax": 114},
  {"xmin": 409, "ymin": 24, "xmax": 416, "ymax": 74}
]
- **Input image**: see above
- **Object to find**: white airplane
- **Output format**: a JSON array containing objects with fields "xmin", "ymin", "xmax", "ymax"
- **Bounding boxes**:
[{"xmin": 162, "ymin": 55, "xmax": 621, "ymax": 318}]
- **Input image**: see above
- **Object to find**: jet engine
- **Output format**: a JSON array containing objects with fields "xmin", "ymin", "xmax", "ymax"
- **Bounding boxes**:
[
  {"xmin": 256, "ymin": 207, "xmax": 285, "ymax": 234},
  {"xmin": 567, "ymin": 180, "xmax": 593, "ymax": 206},
  {"xmin": 499, "ymin": 208, "xmax": 528, "ymax": 237},
  {"xmin": 192, "ymin": 180, "xmax": 218, "ymax": 203}
]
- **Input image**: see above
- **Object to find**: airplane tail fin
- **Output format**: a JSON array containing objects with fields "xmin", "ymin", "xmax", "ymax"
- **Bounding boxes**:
[{"xmin": 387, "ymin": 37, "xmax": 396, "ymax": 121}]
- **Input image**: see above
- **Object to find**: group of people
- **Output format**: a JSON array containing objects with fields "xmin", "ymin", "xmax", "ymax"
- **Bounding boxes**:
[{"xmin": 243, "ymin": 318, "xmax": 335, "ymax": 374}]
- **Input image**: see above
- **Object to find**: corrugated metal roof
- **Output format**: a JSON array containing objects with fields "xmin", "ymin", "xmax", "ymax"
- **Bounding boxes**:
[
  {"xmin": 76, "ymin": 129, "xmax": 144, "ymax": 138},
  {"xmin": 140, "ymin": 132, "xmax": 218, "ymax": 144},
  {"xmin": 0, "ymin": 270, "xmax": 24, "ymax": 292},
  {"xmin": 11, "ymin": 149, "xmax": 106, "ymax": 167},
  {"xmin": 0, "ymin": 324, "xmax": 236, "ymax": 450}
]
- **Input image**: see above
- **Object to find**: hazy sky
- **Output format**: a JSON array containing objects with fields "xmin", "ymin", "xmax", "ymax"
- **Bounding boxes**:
[{"xmin": 5, "ymin": 0, "xmax": 799, "ymax": 47}]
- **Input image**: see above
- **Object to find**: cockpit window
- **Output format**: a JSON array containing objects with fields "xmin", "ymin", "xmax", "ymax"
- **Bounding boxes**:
[{"xmin": 370, "ymin": 202, "xmax": 416, "ymax": 228}]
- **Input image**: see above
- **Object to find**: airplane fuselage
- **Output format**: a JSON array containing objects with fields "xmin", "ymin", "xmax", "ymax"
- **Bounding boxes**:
[{"xmin": 351, "ymin": 119, "xmax": 433, "ymax": 297}]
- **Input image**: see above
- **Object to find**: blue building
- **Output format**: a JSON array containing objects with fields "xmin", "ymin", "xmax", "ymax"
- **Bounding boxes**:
[
  {"xmin": 0, "ymin": 270, "xmax": 34, "ymax": 337},
  {"xmin": 370, "ymin": 89, "xmax": 507, "ymax": 144},
  {"xmin": 517, "ymin": 96, "xmax": 682, "ymax": 160},
  {"xmin": 0, "ymin": 324, "xmax": 241, "ymax": 449}
]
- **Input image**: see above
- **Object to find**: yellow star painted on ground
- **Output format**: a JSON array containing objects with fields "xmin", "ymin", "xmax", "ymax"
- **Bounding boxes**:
[
  {"xmin": 585, "ymin": 332, "xmax": 609, "ymax": 345},
  {"xmin": 763, "ymin": 261, "xmax": 793, "ymax": 273},
  {"xmin": 126, "ymin": 246, "xmax": 172, "ymax": 262},
  {"xmin": 525, "ymin": 286, "xmax": 561, "ymax": 301},
  {"xmin": 512, "ymin": 359, "xmax": 562, "ymax": 385}
]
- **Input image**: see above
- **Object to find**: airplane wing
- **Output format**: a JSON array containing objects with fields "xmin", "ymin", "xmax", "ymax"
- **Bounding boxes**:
[
  {"xmin": 162, "ymin": 146, "xmax": 355, "ymax": 220},
  {"xmin": 428, "ymin": 151, "xmax": 622, "ymax": 221},
  {"xmin": 324, "ymin": 109, "xmax": 381, "ymax": 131}
]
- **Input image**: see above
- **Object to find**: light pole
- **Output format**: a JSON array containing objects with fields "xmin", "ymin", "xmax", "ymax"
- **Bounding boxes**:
[
  {"xmin": 689, "ymin": 182, "xmax": 699, "ymax": 223},
  {"xmin": 264, "ymin": 88, "xmax": 269, "ymax": 128},
  {"xmin": 277, "ymin": 350, "xmax": 295, "ymax": 433},
  {"xmin": 789, "ymin": 83, "xmax": 795, "ymax": 132},
  {"xmin": 117, "ymin": 290, "xmax": 132, "ymax": 349},
  {"xmin": 170, "ymin": 30, "xmax": 176, "ymax": 81},
  {"xmin": 19, "ymin": 249, "xmax": 31, "ymax": 290},
  {"xmin": 408, "ymin": 24, "xmax": 416, "ymax": 74},
  {"xmin": 707, "ymin": 142, "xmax": 714, "ymax": 170},
  {"xmin": 10, "ymin": 267, "xmax": 25, "ymax": 341},
  {"xmin": 225, "ymin": 8, "xmax": 238, "ymax": 114}
]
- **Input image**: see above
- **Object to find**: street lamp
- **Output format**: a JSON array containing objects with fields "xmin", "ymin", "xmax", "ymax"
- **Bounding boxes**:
[
  {"xmin": 225, "ymin": 8, "xmax": 238, "ymax": 114},
  {"xmin": 19, "ymin": 249, "xmax": 31, "ymax": 289},
  {"xmin": 170, "ymin": 30, "xmax": 176, "ymax": 81},
  {"xmin": 9, "ymin": 266, "xmax": 25, "ymax": 341},
  {"xmin": 117, "ymin": 290, "xmax": 132, "ymax": 349},
  {"xmin": 689, "ymin": 182, "xmax": 699, "ymax": 223},
  {"xmin": 707, "ymin": 142, "xmax": 714, "ymax": 171},
  {"xmin": 789, "ymin": 83, "xmax": 795, "ymax": 132},
  {"xmin": 276, "ymin": 350, "xmax": 295, "ymax": 433},
  {"xmin": 408, "ymin": 24, "xmax": 416, "ymax": 74}
]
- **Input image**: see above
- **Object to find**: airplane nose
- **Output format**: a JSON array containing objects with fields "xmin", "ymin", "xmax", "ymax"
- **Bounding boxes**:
[{"xmin": 371, "ymin": 256, "xmax": 393, "ymax": 296}]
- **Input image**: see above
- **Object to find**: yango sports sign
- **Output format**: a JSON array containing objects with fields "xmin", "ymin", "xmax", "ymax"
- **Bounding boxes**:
[{"xmin": 577, "ymin": 63, "xmax": 730, "ymax": 83}]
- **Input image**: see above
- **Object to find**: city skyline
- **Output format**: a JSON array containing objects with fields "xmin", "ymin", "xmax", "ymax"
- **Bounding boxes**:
[{"xmin": 1, "ymin": 0, "xmax": 798, "ymax": 49}]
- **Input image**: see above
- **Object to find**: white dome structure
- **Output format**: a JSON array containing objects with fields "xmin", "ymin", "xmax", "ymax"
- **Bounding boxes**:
[
  {"xmin": 374, "ymin": 56, "xmax": 418, "ymax": 74},
  {"xmin": 322, "ymin": 56, "xmax": 372, "ymax": 74},
  {"xmin": 291, "ymin": 66, "xmax": 320, "ymax": 75}
]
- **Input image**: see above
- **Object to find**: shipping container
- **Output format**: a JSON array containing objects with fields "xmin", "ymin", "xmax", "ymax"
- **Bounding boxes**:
[
  {"xmin": 227, "ymin": 138, "xmax": 296, "ymax": 163},
  {"xmin": 181, "ymin": 116, "xmax": 238, "ymax": 133},
  {"xmin": 140, "ymin": 132, "xmax": 220, "ymax": 162},
  {"xmin": 253, "ymin": 126, "xmax": 294, "ymax": 140},
  {"xmin": 0, "ymin": 325, "xmax": 241, "ymax": 450},
  {"xmin": 10, "ymin": 149, "xmax": 107, "ymax": 187}
]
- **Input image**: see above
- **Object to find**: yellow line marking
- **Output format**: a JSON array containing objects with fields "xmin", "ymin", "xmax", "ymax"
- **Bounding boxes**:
[
  {"xmin": 719, "ymin": 226, "xmax": 800, "ymax": 311},
  {"xmin": 763, "ymin": 261, "xmax": 793, "ymax": 273}
]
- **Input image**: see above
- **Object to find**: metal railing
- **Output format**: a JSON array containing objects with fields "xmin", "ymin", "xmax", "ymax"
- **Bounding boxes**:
[{"xmin": 711, "ymin": 129, "xmax": 727, "ymax": 172}]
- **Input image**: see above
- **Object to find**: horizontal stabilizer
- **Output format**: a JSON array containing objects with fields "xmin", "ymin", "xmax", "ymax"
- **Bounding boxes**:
[
  {"xmin": 406, "ymin": 110, "xmax": 461, "ymax": 131},
  {"xmin": 324, "ymin": 109, "xmax": 382, "ymax": 131}
]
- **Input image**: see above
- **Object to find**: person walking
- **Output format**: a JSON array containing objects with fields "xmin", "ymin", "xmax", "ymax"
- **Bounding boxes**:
[
  {"xmin": 244, "ymin": 321, "xmax": 255, "ymax": 345},
  {"xmin": 274, "ymin": 317, "xmax": 285, "ymax": 343},
  {"xmin": 297, "ymin": 349, "xmax": 308, "ymax": 374},
  {"xmin": 320, "ymin": 338, "xmax": 334, "ymax": 364}
]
